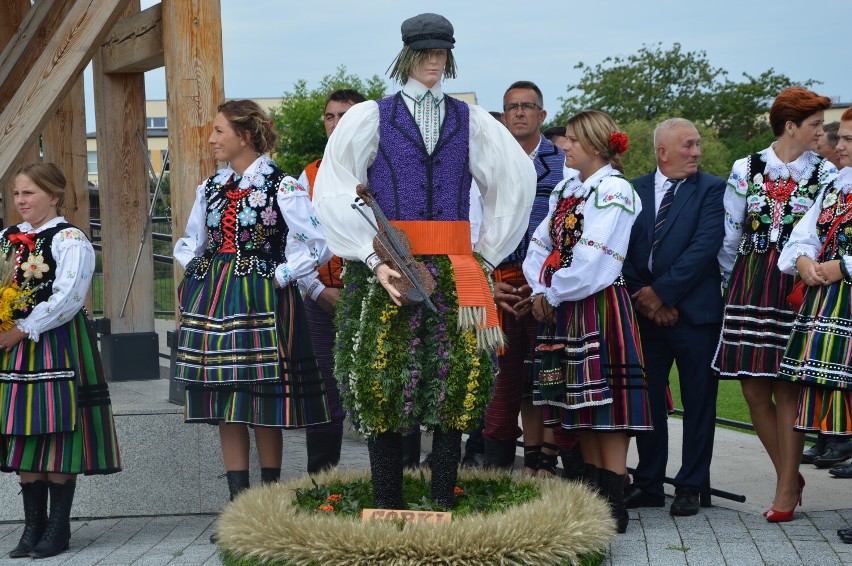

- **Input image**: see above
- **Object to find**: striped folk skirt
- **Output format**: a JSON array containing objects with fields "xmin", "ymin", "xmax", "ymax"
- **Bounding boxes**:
[
  {"xmin": 176, "ymin": 254, "xmax": 329, "ymax": 428},
  {"xmin": 531, "ymin": 284, "xmax": 652, "ymax": 433},
  {"xmin": 713, "ymin": 249, "xmax": 797, "ymax": 379},
  {"xmin": 0, "ymin": 311, "xmax": 121, "ymax": 475},
  {"xmin": 777, "ymin": 280, "xmax": 852, "ymax": 435}
]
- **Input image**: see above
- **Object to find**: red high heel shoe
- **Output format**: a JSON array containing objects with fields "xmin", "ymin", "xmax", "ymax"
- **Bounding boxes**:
[{"xmin": 764, "ymin": 474, "xmax": 805, "ymax": 521}]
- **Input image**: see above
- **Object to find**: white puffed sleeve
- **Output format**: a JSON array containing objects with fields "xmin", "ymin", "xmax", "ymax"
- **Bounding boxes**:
[
  {"xmin": 16, "ymin": 228, "xmax": 95, "ymax": 342},
  {"xmin": 273, "ymin": 177, "xmax": 332, "ymax": 288},
  {"xmin": 523, "ymin": 189, "xmax": 560, "ymax": 296},
  {"xmin": 778, "ymin": 190, "xmax": 823, "ymax": 275},
  {"xmin": 468, "ymin": 105, "xmax": 536, "ymax": 269},
  {"xmin": 717, "ymin": 157, "xmax": 749, "ymax": 280},
  {"xmin": 173, "ymin": 183, "xmax": 208, "ymax": 268}
]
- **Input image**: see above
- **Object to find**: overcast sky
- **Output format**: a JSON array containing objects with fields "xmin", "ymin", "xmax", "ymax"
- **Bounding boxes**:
[{"xmin": 85, "ymin": 0, "xmax": 849, "ymax": 130}]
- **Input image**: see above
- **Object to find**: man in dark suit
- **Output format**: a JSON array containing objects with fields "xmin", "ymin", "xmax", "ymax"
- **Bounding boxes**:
[{"xmin": 622, "ymin": 118, "xmax": 725, "ymax": 516}]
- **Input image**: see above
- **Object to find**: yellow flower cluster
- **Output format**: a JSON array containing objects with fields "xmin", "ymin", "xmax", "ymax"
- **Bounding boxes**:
[
  {"xmin": 455, "ymin": 330, "xmax": 481, "ymax": 430},
  {"xmin": 369, "ymin": 303, "xmax": 398, "ymax": 434},
  {"xmin": 0, "ymin": 284, "xmax": 24, "ymax": 331}
]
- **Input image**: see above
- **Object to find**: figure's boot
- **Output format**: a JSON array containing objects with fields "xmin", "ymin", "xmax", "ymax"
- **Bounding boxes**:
[
  {"xmin": 367, "ymin": 432, "xmax": 405, "ymax": 509},
  {"xmin": 430, "ymin": 428, "xmax": 462, "ymax": 508},
  {"xmin": 210, "ymin": 470, "xmax": 250, "ymax": 544},
  {"xmin": 401, "ymin": 430, "xmax": 422, "ymax": 469},
  {"xmin": 9, "ymin": 481, "xmax": 48, "ymax": 558},
  {"xmin": 306, "ymin": 429, "xmax": 343, "ymax": 474},
  {"xmin": 483, "ymin": 438, "xmax": 517, "ymax": 470},
  {"xmin": 559, "ymin": 447, "xmax": 585, "ymax": 480},
  {"xmin": 583, "ymin": 464, "xmax": 601, "ymax": 491},
  {"xmin": 600, "ymin": 469, "xmax": 629, "ymax": 534},
  {"xmin": 29, "ymin": 481, "xmax": 76, "ymax": 559},
  {"xmin": 260, "ymin": 467, "xmax": 280, "ymax": 484}
]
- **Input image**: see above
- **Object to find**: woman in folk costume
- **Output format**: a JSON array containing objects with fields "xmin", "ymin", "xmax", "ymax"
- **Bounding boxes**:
[
  {"xmin": 313, "ymin": 13, "xmax": 535, "ymax": 508},
  {"xmin": 713, "ymin": 87, "xmax": 835, "ymax": 522},
  {"xmin": 173, "ymin": 100, "xmax": 331, "ymax": 526},
  {"xmin": 0, "ymin": 163, "xmax": 121, "ymax": 559},
  {"xmin": 523, "ymin": 110, "xmax": 652, "ymax": 534},
  {"xmin": 777, "ymin": 108, "xmax": 852, "ymax": 532}
]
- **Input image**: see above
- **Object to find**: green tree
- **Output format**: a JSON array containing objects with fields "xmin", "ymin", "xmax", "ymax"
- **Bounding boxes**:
[
  {"xmin": 270, "ymin": 66, "xmax": 387, "ymax": 175},
  {"xmin": 555, "ymin": 43, "xmax": 814, "ymax": 164}
]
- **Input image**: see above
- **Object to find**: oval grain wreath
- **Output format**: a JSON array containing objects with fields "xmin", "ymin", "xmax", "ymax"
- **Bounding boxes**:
[{"xmin": 218, "ymin": 468, "xmax": 614, "ymax": 566}]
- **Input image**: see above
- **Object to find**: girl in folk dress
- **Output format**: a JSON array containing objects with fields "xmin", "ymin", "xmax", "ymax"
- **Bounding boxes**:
[
  {"xmin": 524, "ymin": 110, "xmax": 652, "ymax": 533},
  {"xmin": 0, "ymin": 163, "xmax": 121, "ymax": 559},
  {"xmin": 174, "ymin": 101, "xmax": 331, "ymax": 529},
  {"xmin": 714, "ymin": 88, "xmax": 835, "ymax": 522}
]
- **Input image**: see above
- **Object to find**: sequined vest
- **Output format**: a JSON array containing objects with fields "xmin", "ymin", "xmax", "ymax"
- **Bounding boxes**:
[
  {"xmin": 185, "ymin": 167, "xmax": 289, "ymax": 280},
  {"xmin": 499, "ymin": 137, "xmax": 565, "ymax": 268},
  {"xmin": 738, "ymin": 153, "xmax": 825, "ymax": 256},
  {"xmin": 366, "ymin": 92, "xmax": 472, "ymax": 222},
  {"xmin": 0, "ymin": 223, "xmax": 75, "ymax": 319}
]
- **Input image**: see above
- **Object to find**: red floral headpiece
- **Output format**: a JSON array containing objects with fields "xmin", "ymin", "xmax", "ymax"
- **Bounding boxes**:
[{"xmin": 609, "ymin": 132, "xmax": 629, "ymax": 155}]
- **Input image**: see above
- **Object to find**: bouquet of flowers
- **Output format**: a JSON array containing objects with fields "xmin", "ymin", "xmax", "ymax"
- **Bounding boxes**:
[{"xmin": 0, "ymin": 253, "xmax": 34, "ymax": 331}]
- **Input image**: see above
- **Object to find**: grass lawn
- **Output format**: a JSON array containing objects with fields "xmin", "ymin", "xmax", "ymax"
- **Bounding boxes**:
[{"xmin": 667, "ymin": 367, "xmax": 753, "ymax": 426}]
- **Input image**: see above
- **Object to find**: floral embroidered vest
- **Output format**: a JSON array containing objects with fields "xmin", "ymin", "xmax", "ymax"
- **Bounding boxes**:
[
  {"xmin": 542, "ymin": 175, "xmax": 628, "ymax": 288},
  {"xmin": 0, "ymin": 223, "xmax": 75, "ymax": 319},
  {"xmin": 737, "ymin": 153, "xmax": 825, "ymax": 256},
  {"xmin": 186, "ymin": 165, "xmax": 289, "ymax": 280},
  {"xmin": 815, "ymin": 181, "xmax": 852, "ymax": 262}
]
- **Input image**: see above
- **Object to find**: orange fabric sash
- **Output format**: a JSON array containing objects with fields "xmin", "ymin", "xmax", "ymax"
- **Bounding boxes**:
[
  {"xmin": 304, "ymin": 159, "xmax": 321, "ymax": 199},
  {"xmin": 492, "ymin": 265, "xmax": 526, "ymax": 332},
  {"xmin": 390, "ymin": 220, "xmax": 500, "ymax": 342}
]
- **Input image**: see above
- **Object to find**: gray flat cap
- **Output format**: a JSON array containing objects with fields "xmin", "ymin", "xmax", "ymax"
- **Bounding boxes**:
[{"xmin": 401, "ymin": 13, "xmax": 455, "ymax": 50}]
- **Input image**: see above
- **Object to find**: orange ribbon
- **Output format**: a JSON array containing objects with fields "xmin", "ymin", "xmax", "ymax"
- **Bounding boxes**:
[{"xmin": 8, "ymin": 231, "xmax": 36, "ymax": 253}]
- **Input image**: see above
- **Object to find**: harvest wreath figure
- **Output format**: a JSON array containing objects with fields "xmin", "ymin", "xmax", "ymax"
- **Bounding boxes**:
[
  {"xmin": 313, "ymin": 11, "xmax": 535, "ymax": 510},
  {"xmin": 216, "ymin": 468, "xmax": 615, "ymax": 566}
]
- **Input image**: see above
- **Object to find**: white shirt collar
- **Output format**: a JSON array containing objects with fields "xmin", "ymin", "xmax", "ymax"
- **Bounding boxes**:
[
  {"xmin": 529, "ymin": 137, "xmax": 543, "ymax": 160},
  {"xmin": 836, "ymin": 166, "xmax": 852, "ymax": 190},
  {"xmin": 763, "ymin": 144, "xmax": 821, "ymax": 181},
  {"xmin": 214, "ymin": 154, "xmax": 275, "ymax": 189},
  {"xmin": 19, "ymin": 216, "xmax": 67, "ymax": 234},
  {"xmin": 583, "ymin": 163, "xmax": 615, "ymax": 189},
  {"xmin": 402, "ymin": 78, "xmax": 444, "ymax": 103},
  {"xmin": 654, "ymin": 168, "xmax": 680, "ymax": 189}
]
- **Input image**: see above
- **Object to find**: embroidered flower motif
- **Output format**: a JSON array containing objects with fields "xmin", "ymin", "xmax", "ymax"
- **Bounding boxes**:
[
  {"xmin": 818, "ymin": 208, "xmax": 835, "ymax": 224},
  {"xmin": 753, "ymin": 173, "xmax": 764, "ymax": 187},
  {"xmin": 293, "ymin": 232, "xmax": 308, "ymax": 243},
  {"xmin": 565, "ymin": 213, "xmax": 577, "ymax": 229},
  {"xmin": 279, "ymin": 180, "xmax": 306, "ymax": 194},
  {"xmin": 240, "ymin": 229, "xmax": 250, "ymax": 242},
  {"xmin": 260, "ymin": 206, "xmax": 277, "ymax": 226},
  {"xmin": 310, "ymin": 215, "xmax": 320, "ymax": 228},
  {"xmin": 790, "ymin": 195, "xmax": 815, "ymax": 215},
  {"xmin": 237, "ymin": 208, "xmax": 257, "ymax": 226},
  {"xmin": 247, "ymin": 189, "xmax": 267, "ymax": 208},
  {"xmin": 58, "ymin": 229, "xmax": 84, "ymax": 241},
  {"xmin": 747, "ymin": 194, "xmax": 766, "ymax": 214},
  {"xmin": 206, "ymin": 210, "xmax": 222, "ymax": 227},
  {"xmin": 822, "ymin": 191, "xmax": 839, "ymax": 209},
  {"xmin": 21, "ymin": 254, "xmax": 49, "ymax": 279}
]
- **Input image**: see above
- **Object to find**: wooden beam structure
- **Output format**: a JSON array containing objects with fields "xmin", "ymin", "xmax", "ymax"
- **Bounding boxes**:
[
  {"xmin": 100, "ymin": 2, "xmax": 164, "ymax": 74},
  {"xmin": 162, "ymin": 0, "xmax": 225, "ymax": 327},
  {"xmin": 0, "ymin": 0, "xmax": 132, "ymax": 182},
  {"xmin": 93, "ymin": 0, "xmax": 153, "ymax": 334}
]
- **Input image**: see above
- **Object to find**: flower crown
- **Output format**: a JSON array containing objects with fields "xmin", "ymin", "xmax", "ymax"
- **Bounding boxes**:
[{"xmin": 609, "ymin": 132, "xmax": 629, "ymax": 155}]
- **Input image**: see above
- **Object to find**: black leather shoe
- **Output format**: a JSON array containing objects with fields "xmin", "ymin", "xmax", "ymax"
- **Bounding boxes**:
[
  {"xmin": 830, "ymin": 462, "xmax": 852, "ymax": 478},
  {"xmin": 814, "ymin": 440, "xmax": 852, "ymax": 468},
  {"xmin": 802, "ymin": 438, "xmax": 827, "ymax": 464},
  {"xmin": 623, "ymin": 485, "xmax": 665, "ymax": 508},
  {"xmin": 670, "ymin": 488, "xmax": 700, "ymax": 516},
  {"xmin": 838, "ymin": 528, "xmax": 852, "ymax": 543}
]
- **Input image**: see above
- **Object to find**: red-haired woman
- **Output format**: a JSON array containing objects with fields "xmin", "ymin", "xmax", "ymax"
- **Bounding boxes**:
[
  {"xmin": 714, "ymin": 87, "xmax": 836, "ymax": 522},
  {"xmin": 778, "ymin": 108, "xmax": 852, "ymax": 541}
]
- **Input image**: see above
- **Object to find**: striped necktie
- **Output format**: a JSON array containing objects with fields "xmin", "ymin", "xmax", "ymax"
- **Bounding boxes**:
[{"xmin": 652, "ymin": 179, "xmax": 679, "ymax": 250}]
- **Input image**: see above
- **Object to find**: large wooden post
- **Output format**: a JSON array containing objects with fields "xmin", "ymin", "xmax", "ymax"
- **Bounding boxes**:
[
  {"xmin": 162, "ymin": 0, "xmax": 224, "ymax": 327},
  {"xmin": 92, "ymin": 0, "xmax": 153, "ymax": 335},
  {"xmin": 0, "ymin": 0, "xmax": 41, "ymax": 227},
  {"xmin": 42, "ymin": 77, "xmax": 90, "ymax": 231}
]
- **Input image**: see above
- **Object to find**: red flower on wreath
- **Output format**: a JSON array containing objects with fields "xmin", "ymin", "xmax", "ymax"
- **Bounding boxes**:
[{"xmin": 609, "ymin": 132, "xmax": 629, "ymax": 155}]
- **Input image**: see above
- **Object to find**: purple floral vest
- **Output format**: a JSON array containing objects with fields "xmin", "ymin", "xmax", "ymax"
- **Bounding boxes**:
[{"xmin": 367, "ymin": 92, "xmax": 471, "ymax": 221}]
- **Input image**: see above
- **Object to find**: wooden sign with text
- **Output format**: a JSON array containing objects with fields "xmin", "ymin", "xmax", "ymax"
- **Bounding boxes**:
[{"xmin": 361, "ymin": 509, "xmax": 452, "ymax": 525}]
